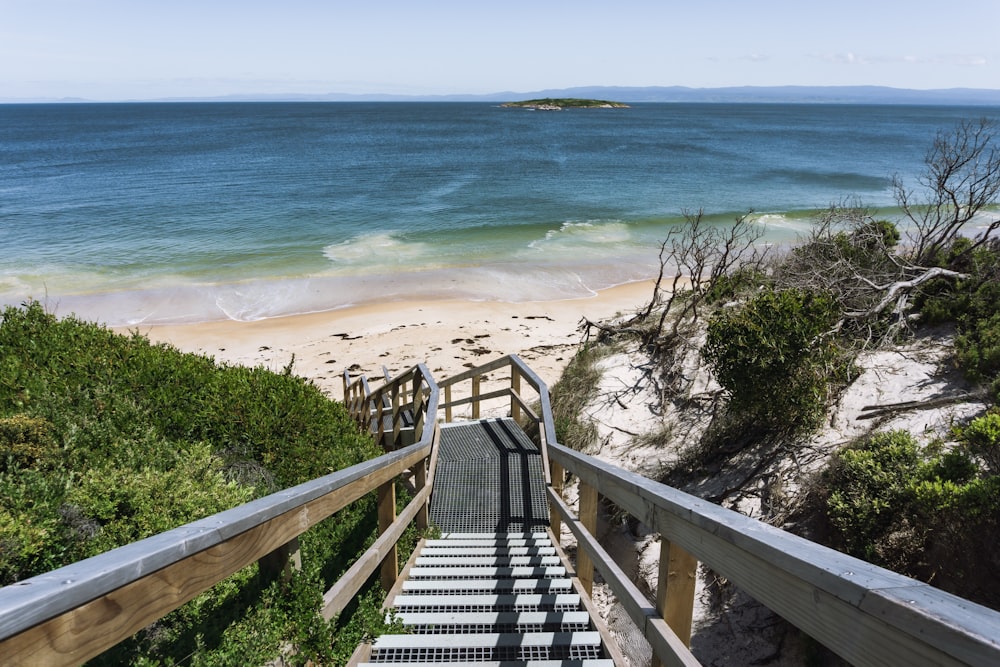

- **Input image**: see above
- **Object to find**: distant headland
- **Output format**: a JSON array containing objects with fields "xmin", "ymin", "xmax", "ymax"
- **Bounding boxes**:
[{"xmin": 500, "ymin": 98, "xmax": 630, "ymax": 110}]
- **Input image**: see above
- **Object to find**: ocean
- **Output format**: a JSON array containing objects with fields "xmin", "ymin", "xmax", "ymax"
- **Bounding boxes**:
[{"xmin": 2, "ymin": 102, "xmax": 998, "ymax": 326}]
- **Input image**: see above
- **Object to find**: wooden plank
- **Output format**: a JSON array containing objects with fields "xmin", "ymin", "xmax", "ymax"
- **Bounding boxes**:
[
  {"xmin": 1, "ymin": 468, "xmax": 407, "ymax": 667},
  {"xmin": 548, "ymin": 488, "xmax": 700, "ymax": 667},
  {"xmin": 508, "ymin": 353, "xmax": 545, "ymax": 393},
  {"xmin": 657, "ymin": 539, "xmax": 697, "ymax": 648},
  {"xmin": 436, "ymin": 355, "xmax": 514, "ymax": 388},
  {"xmin": 547, "ymin": 441, "xmax": 1000, "ymax": 667},
  {"xmin": 576, "ymin": 481, "xmax": 598, "ymax": 597},
  {"xmin": 377, "ymin": 481, "xmax": 397, "ymax": 592},
  {"xmin": 471, "ymin": 375, "xmax": 481, "ymax": 419},
  {"xmin": 509, "ymin": 390, "xmax": 540, "ymax": 424},
  {"xmin": 0, "ymin": 441, "xmax": 431, "ymax": 648},
  {"xmin": 391, "ymin": 384, "xmax": 401, "ymax": 445},
  {"xmin": 549, "ymin": 460, "xmax": 564, "ymax": 543},
  {"xmin": 439, "ymin": 387, "xmax": 510, "ymax": 411},
  {"xmin": 511, "ymin": 366, "xmax": 522, "ymax": 422},
  {"xmin": 413, "ymin": 457, "xmax": 428, "ymax": 531},
  {"xmin": 444, "ymin": 384, "xmax": 453, "ymax": 422},
  {"xmin": 322, "ymin": 484, "xmax": 432, "ymax": 621},
  {"xmin": 545, "ymin": 527, "xmax": 631, "ymax": 667}
]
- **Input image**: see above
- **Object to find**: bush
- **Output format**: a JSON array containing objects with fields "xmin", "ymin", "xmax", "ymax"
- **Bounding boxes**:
[
  {"xmin": 702, "ymin": 287, "xmax": 847, "ymax": 432},
  {"xmin": 823, "ymin": 429, "xmax": 1000, "ymax": 607},
  {"xmin": 917, "ymin": 239, "xmax": 1000, "ymax": 398},
  {"xmin": 956, "ymin": 409, "xmax": 1000, "ymax": 474}
]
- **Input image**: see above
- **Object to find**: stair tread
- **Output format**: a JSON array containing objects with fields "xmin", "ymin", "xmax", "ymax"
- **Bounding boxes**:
[
  {"xmin": 359, "ymin": 662, "xmax": 614, "ymax": 667},
  {"xmin": 425, "ymin": 538, "xmax": 552, "ymax": 547},
  {"xmin": 415, "ymin": 555, "xmax": 562, "ymax": 567},
  {"xmin": 438, "ymin": 532, "xmax": 550, "ymax": 540},
  {"xmin": 401, "ymin": 579, "xmax": 573, "ymax": 594},
  {"xmin": 391, "ymin": 593, "xmax": 582, "ymax": 612},
  {"xmin": 372, "ymin": 631, "xmax": 603, "ymax": 648},
  {"xmin": 407, "ymin": 566, "xmax": 567, "ymax": 580},
  {"xmin": 419, "ymin": 546, "xmax": 557, "ymax": 556},
  {"xmin": 396, "ymin": 610, "xmax": 592, "ymax": 630}
]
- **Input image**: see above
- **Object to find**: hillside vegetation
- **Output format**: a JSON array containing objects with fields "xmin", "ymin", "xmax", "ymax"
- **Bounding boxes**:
[
  {"xmin": 0, "ymin": 302, "xmax": 399, "ymax": 664},
  {"xmin": 554, "ymin": 118, "xmax": 1000, "ymax": 662}
]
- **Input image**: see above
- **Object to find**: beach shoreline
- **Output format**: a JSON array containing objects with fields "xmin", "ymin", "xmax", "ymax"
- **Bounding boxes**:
[{"xmin": 132, "ymin": 279, "xmax": 657, "ymax": 400}]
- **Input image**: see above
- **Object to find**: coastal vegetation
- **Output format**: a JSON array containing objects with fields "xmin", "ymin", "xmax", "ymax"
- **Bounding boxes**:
[
  {"xmin": 501, "ymin": 97, "xmax": 629, "ymax": 110},
  {"xmin": 558, "ymin": 116, "xmax": 1000, "ymax": 638},
  {"xmin": 0, "ymin": 302, "xmax": 405, "ymax": 664}
]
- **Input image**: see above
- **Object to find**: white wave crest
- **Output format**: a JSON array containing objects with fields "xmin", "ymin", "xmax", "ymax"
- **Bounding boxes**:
[
  {"xmin": 527, "ymin": 220, "xmax": 634, "ymax": 254},
  {"xmin": 322, "ymin": 232, "xmax": 435, "ymax": 269}
]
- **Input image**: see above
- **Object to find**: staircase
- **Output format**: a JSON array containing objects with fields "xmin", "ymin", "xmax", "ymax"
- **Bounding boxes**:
[{"xmin": 361, "ymin": 532, "xmax": 616, "ymax": 665}]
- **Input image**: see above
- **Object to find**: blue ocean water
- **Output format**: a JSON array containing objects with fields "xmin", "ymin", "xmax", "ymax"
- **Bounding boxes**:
[{"xmin": 2, "ymin": 102, "xmax": 998, "ymax": 325}]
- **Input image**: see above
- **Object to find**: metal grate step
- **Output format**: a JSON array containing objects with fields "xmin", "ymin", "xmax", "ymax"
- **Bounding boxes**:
[
  {"xmin": 430, "ymin": 419, "xmax": 549, "ymax": 533},
  {"xmin": 407, "ymin": 566, "xmax": 567, "ymax": 581},
  {"xmin": 359, "ymin": 661, "xmax": 615, "ymax": 667},
  {"xmin": 369, "ymin": 631, "xmax": 605, "ymax": 662},
  {"xmin": 415, "ymin": 555, "xmax": 563, "ymax": 568},
  {"xmin": 396, "ymin": 610, "xmax": 593, "ymax": 634},
  {"xmin": 423, "ymin": 538, "xmax": 552, "ymax": 549},
  {"xmin": 419, "ymin": 545, "xmax": 558, "ymax": 557},
  {"xmin": 438, "ymin": 532, "xmax": 550, "ymax": 540},
  {"xmin": 391, "ymin": 593, "xmax": 583, "ymax": 613},
  {"xmin": 401, "ymin": 578, "xmax": 573, "ymax": 596}
]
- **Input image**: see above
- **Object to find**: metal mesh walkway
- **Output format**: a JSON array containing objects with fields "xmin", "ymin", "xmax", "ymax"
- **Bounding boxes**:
[{"xmin": 430, "ymin": 418, "xmax": 549, "ymax": 533}]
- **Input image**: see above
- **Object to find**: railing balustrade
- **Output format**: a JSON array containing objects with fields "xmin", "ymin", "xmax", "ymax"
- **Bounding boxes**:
[
  {"xmin": 0, "ymin": 366, "xmax": 438, "ymax": 667},
  {"xmin": 4, "ymin": 354, "xmax": 999, "ymax": 667}
]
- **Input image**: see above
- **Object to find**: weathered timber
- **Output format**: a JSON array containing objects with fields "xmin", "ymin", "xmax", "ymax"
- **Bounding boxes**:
[
  {"xmin": 0, "ymin": 441, "xmax": 432, "ymax": 665},
  {"xmin": 548, "ymin": 440, "xmax": 1000, "ymax": 667},
  {"xmin": 548, "ymin": 489, "xmax": 699, "ymax": 667}
]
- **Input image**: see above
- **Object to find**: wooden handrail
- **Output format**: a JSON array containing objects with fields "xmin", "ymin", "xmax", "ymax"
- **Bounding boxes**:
[
  {"xmin": 547, "ymin": 440, "xmax": 1000, "ymax": 667},
  {"xmin": 1, "ymin": 366, "xmax": 440, "ymax": 666},
  {"xmin": 437, "ymin": 354, "xmax": 554, "ymax": 484},
  {"xmin": 0, "ymin": 441, "xmax": 432, "ymax": 665}
]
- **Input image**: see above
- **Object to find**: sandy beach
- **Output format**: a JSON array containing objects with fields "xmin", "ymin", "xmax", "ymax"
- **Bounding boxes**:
[{"xmin": 133, "ymin": 280, "xmax": 656, "ymax": 400}]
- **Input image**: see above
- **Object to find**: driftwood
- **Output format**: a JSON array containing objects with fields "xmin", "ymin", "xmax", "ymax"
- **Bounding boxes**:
[{"xmin": 857, "ymin": 391, "xmax": 984, "ymax": 420}]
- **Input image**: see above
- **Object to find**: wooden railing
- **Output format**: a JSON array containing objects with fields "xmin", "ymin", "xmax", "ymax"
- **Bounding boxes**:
[
  {"xmin": 422, "ymin": 354, "xmax": 1000, "ymax": 665},
  {"xmin": 547, "ymin": 440, "xmax": 1000, "ymax": 667},
  {"xmin": 6, "ymin": 353, "xmax": 1000, "ymax": 667},
  {"xmin": 0, "ymin": 365, "xmax": 439, "ymax": 667},
  {"xmin": 436, "ymin": 353, "xmax": 555, "ymax": 483}
]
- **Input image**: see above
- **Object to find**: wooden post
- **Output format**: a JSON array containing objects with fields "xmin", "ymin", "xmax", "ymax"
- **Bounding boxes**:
[
  {"xmin": 414, "ymin": 458, "xmax": 428, "ymax": 530},
  {"xmin": 656, "ymin": 538, "xmax": 698, "ymax": 652},
  {"xmin": 444, "ymin": 384, "xmax": 453, "ymax": 422},
  {"xmin": 510, "ymin": 366, "xmax": 522, "ymax": 423},
  {"xmin": 378, "ymin": 481, "xmax": 398, "ymax": 592},
  {"xmin": 471, "ymin": 375, "xmax": 481, "ymax": 419},
  {"xmin": 375, "ymin": 391, "xmax": 387, "ymax": 448},
  {"xmin": 391, "ymin": 383, "xmax": 401, "ymax": 448},
  {"xmin": 577, "ymin": 481, "xmax": 598, "ymax": 596},
  {"xmin": 412, "ymin": 373, "xmax": 426, "ymax": 435},
  {"xmin": 549, "ymin": 461, "xmax": 564, "ymax": 544},
  {"xmin": 258, "ymin": 537, "xmax": 302, "ymax": 587}
]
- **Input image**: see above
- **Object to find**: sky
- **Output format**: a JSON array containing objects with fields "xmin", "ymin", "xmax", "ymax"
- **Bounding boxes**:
[{"xmin": 2, "ymin": 0, "xmax": 999, "ymax": 100}]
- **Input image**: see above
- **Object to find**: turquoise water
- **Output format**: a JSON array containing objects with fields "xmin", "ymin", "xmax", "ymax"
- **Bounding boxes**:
[{"xmin": 2, "ymin": 102, "xmax": 998, "ymax": 325}]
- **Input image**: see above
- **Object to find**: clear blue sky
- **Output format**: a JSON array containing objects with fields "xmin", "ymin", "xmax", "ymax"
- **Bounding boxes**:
[{"xmin": 3, "ymin": 0, "xmax": 998, "ymax": 100}]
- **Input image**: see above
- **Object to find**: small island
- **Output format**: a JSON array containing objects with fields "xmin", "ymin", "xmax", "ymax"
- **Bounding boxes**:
[{"xmin": 500, "ymin": 97, "xmax": 630, "ymax": 111}]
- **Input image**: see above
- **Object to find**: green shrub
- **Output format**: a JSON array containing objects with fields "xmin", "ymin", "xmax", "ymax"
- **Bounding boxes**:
[
  {"xmin": 702, "ymin": 287, "xmax": 847, "ymax": 432},
  {"xmin": 823, "ymin": 429, "xmax": 1000, "ymax": 607},
  {"xmin": 0, "ymin": 414, "xmax": 57, "ymax": 471},
  {"xmin": 825, "ymin": 431, "xmax": 925, "ymax": 560},
  {"xmin": 956, "ymin": 410, "xmax": 1000, "ymax": 474},
  {"xmin": 916, "ymin": 240, "xmax": 1000, "ymax": 398}
]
